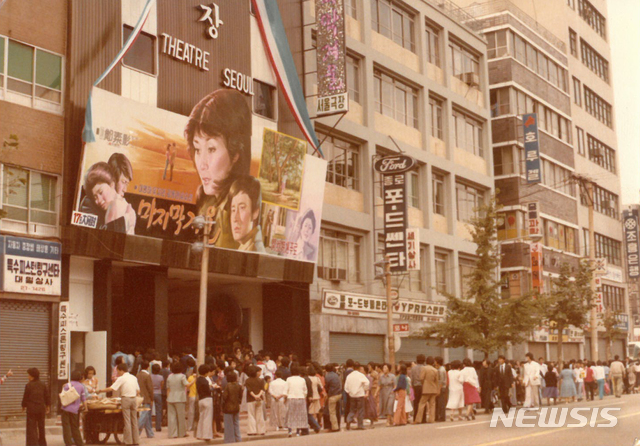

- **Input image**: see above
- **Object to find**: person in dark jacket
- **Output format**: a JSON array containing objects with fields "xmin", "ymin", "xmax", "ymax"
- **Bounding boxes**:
[
  {"xmin": 277, "ymin": 357, "xmax": 291, "ymax": 380},
  {"xmin": 22, "ymin": 367, "xmax": 50, "ymax": 446},
  {"xmin": 324, "ymin": 364, "xmax": 342, "ymax": 431},
  {"xmin": 222, "ymin": 369, "xmax": 243, "ymax": 443},
  {"xmin": 478, "ymin": 360, "xmax": 494, "ymax": 413}
]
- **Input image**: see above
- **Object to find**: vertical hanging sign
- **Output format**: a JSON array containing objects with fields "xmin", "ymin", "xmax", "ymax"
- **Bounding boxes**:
[
  {"xmin": 623, "ymin": 209, "xmax": 640, "ymax": 278},
  {"xmin": 523, "ymin": 113, "xmax": 541, "ymax": 184},
  {"xmin": 316, "ymin": 0, "xmax": 348, "ymax": 116},
  {"xmin": 375, "ymin": 156, "xmax": 415, "ymax": 273},
  {"xmin": 58, "ymin": 302, "xmax": 70, "ymax": 380},
  {"xmin": 527, "ymin": 202, "xmax": 542, "ymax": 238},
  {"xmin": 530, "ymin": 242, "xmax": 544, "ymax": 293},
  {"xmin": 406, "ymin": 228, "xmax": 420, "ymax": 271}
]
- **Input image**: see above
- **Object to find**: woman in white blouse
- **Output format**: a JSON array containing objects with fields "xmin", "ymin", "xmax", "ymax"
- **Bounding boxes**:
[
  {"xmin": 446, "ymin": 360, "xmax": 465, "ymax": 421},
  {"xmin": 284, "ymin": 366, "xmax": 309, "ymax": 437},
  {"xmin": 459, "ymin": 358, "xmax": 481, "ymax": 420}
]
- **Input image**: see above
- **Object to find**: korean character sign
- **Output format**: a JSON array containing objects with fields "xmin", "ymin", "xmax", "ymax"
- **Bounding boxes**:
[
  {"xmin": 58, "ymin": 303, "xmax": 70, "ymax": 380},
  {"xmin": 522, "ymin": 113, "xmax": 541, "ymax": 184},
  {"xmin": 406, "ymin": 228, "xmax": 420, "ymax": 271},
  {"xmin": 315, "ymin": 0, "xmax": 349, "ymax": 117},
  {"xmin": 623, "ymin": 209, "xmax": 640, "ymax": 278},
  {"xmin": 527, "ymin": 202, "xmax": 542, "ymax": 239}
]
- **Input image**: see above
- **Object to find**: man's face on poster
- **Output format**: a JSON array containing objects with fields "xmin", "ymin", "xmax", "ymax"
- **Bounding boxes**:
[{"xmin": 231, "ymin": 192, "xmax": 257, "ymax": 242}]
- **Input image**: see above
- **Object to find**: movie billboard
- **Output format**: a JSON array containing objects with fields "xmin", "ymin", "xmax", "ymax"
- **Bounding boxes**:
[{"xmin": 72, "ymin": 87, "xmax": 327, "ymax": 263}]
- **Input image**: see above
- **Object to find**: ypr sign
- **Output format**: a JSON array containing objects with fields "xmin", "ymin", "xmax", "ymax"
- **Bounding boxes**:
[
  {"xmin": 58, "ymin": 302, "xmax": 70, "ymax": 380},
  {"xmin": 523, "ymin": 113, "xmax": 541, "ymax": 184},
  {"xmin": 316, "ymin": 0, "xmax": 348, "ymax": 116},
  {"xmin": 375, "ymin": 156, "xmax": 415, "ymax": 273},
  {"xmin": 623, "ymin": 209, "xmax": 640, "ymax": 278}
]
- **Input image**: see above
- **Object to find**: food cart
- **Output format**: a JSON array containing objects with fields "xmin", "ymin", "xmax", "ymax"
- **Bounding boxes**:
[{"xmin": 83, "ymin": 398, "xmax": 148, "ymax": 445}]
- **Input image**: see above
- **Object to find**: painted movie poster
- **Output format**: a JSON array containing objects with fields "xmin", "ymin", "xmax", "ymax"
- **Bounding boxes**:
[{"xmin": 72, "ymin": 87, "xmax": 326, "ymax": 263}]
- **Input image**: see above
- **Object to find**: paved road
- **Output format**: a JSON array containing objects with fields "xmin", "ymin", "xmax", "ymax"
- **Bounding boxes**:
[{"xmin": 262, "ymin": 394, "xmax": 640, "ymax": 446}]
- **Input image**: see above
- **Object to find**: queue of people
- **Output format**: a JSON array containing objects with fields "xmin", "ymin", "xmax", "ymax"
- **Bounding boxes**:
[{"xmin": 16, "ymin": 345, "xmax": 640, "ymax": 446}]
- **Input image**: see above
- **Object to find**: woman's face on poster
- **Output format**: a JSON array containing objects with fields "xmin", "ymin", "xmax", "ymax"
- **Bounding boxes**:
[
  {"xmin": 193, "ymin": 132, "xmax": 237, "ymax": 197},
  {"xmin": 116, "ymin": 173, "xmax": 130, "ymax": 197},
  {"xmin": 300, "ymin": 216, "xmax": 314, "ymax": 243},
  {"xmin": 91, "ymin": 182, "xmax": 117, "ymax": 211}
]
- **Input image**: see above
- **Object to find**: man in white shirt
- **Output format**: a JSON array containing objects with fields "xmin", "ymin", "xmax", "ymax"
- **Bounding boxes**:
[
  {"xmin": 268, "ymin": 371, "xmax": 288, "ymax": 430},
  {"xmin": 265, "ymin": 352, "xmax": 278, "ymax": 379},
  {"xmin": 594, "ymin": 361, "xmax": 606, "ymax": 400},
  {"xmin": 610, "ymin": 355, "xmax": 625, "ymax": 398},
  {"xmin": 574, "ymin": 362, "xmax": 585, "ymax": 401},
  {"xmin": 99, "ymin": 363, "xmax": 141, "ymax": 446},
  {"xmin": 344, "ymin": 364, "xmax": 369, "ymax": 430},
  {"xmin": 523, "ymin": 353, "xmax": 541, "ymax": 409}
]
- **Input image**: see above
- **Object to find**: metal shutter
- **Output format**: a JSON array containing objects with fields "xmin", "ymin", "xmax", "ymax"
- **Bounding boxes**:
[
  {"xmin": 473, "ymin": 350, "xmax": 498, "ymax": 362},
  {"xmin": 448, "ymin": 347, "xmax": 466, "ymax": 362},
  {"xmin": 396, "ymin": 338, "xmax": 442, "ymax": 362},
  {"xmin": 0, "ymin": 300, "xmax": 51, "ymax": 417},
  {"xmin": 613, "ymin": 340, "xmax": 625, "ymax": 359},
  {"xmin": 528, "ymin": 342, "xmax": 546, "ymax": 360},
  {"xmin": 563, "ymin": 344, "xmax": 580, "ymax": 362},
  {"xmin": 329, "ymin": 333, "xmax": 384, "ymax": 364}
]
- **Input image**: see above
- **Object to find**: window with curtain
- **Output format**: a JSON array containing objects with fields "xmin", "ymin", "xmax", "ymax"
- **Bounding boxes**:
[
  {"xmin": 374, "ymin": 69, "xmax": 419, "ymax": 128},
  {"xmin": 371, "ymin": 0, "xmax": 415, "ymax": 52},
  {"xmin": 2, "ymin": 165, "xmax": 58, "ymax": 229}
]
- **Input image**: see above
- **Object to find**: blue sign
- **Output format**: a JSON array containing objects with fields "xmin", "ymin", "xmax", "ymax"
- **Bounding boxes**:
[
  {"xmin": 4, "ymin": 236, "xmax": 61, "ymax": 260},
  {"xmin": 615, "ymin": 313, "xmax": 629, "ymax": 331},
  {"xmin": 0, "ymin": 236, "xmax": 62, "ymax": 295},
  {"xmin": 523, "ymin": 113, "xmax": 541, "ymax": 184}
]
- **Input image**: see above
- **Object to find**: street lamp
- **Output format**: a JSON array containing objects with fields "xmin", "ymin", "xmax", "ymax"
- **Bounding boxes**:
[{"xmin": 192, "ymin": 215, "xmax": 214, "ymax": 366}]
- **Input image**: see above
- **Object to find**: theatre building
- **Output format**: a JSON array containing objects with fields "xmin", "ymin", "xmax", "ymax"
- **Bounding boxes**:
[{"xmin": 57, "ymin": 0, "xmax": 321, "ymax": 396}]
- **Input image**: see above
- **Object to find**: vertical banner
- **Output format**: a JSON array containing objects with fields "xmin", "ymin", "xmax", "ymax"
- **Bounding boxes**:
[
  {"xmin": 523, "ymin": 113, "xmax": 541, "ymax": 184},
  {"xmin": 527, "ymin": 202, "xmax": 541, "ymax": 238},
  {"xmin": 406, "ymin": 228, "xmax": 420, "ymax": 271},
  {"xmin": 375, "ymin": 155, "xmax": 415, "ymax": 273},
  {"xmin": 58, "ymin": 303, "xmax": 70, "ymax": 380},
  {"xmin": 530, "ymin": 242, "xmax": 544, "ymax": 293},
  {"xmin": 623, "ymin": 209, "xmax": 640, "ymax": 278},
  {"xmin": 315, "ymin": 0, "xmax": 348, "ymax": 116}
]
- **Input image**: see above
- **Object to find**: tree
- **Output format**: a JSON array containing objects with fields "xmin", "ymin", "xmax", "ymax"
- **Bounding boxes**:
[
  {"xmin": 602, "ymin": 309, "xmax": 623, "ymax": 361},
  {"xmin": 421, "ymin": 197, "xmax": 541, "ymax": 359},
  {"xmin": 540, "ymin": 262, "xmax": 594, "ymax": 367}
]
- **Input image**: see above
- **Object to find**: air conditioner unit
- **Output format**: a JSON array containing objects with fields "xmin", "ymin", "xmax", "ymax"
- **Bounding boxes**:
[
  {"xmin": 327, "ymin": 268, "xmax": 347, "ymax": 282},
  {"xmin": 593, "ymin": 147, "xmax": 604, "ymax": 158},
  {"xmin": 462, "ymin": 72, "xmax": 480, "ymax": 87}
]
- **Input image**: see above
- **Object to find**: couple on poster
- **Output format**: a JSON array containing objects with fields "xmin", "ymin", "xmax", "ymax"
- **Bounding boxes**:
[{"xmin": 80, "ymin": 89, "xmax": 319, "ymax": 259}]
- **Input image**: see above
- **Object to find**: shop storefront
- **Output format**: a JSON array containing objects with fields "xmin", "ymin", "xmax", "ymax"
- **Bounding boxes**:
[{"xmin": 0, "ymin": 236, "xmax": 61, "ymax": 418}]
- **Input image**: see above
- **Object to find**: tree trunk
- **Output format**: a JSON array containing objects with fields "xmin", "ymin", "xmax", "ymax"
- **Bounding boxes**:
[
  {"xmin": 557, "ymin": 323, "xmax": 565, "ymax": 369},
  {"xmin": 605, "ymin": 336, "xmax": 612, "ymax": 361}
]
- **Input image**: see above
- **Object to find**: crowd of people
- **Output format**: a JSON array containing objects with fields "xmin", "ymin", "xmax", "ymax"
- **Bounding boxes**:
[{"xmin": 15, "ymin": 343, "xmax": 640, "ymax": 446}]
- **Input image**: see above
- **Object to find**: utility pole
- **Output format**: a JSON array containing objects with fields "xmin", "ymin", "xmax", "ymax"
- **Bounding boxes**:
[
  {"xmin": 575, "ymin": 174, "xmax": 598, "ymax": 361},
  {"xmin": 385, "ymin": 256, "xmax": 395, "ymax": 370},
  {"xmin": 192, "ymin": 215, "xmax": 212, "ymax": 366}
]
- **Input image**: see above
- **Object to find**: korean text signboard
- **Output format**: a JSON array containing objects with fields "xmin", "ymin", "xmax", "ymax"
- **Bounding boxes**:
[
  {"xmin": 316, "ymin": 0, "xmax": 348, "ymax": 116},
  {"xmin": 530, "ymin": 242, "xmax": 543, "ymax": 293},
  {"xmin": 73, "ymin": 87, "xmax": 327, "ymax": 264},
  {"xmin": 523, "ymin": 113, "xmax": 541, "ymax": 184},
  {"xmin": 0, "ymin": 236, "xmax": 61, "ymax": 296},
  {"xmin": 623, "ymin": 209, "xmax": 640, "ymax": 278},
  {"xmin": 322, "ymin": 290, "xmax": 447, "ymax": 323},
  {"xmin": 58, "ymin": 302, "xmax": 70, "ymax": 380},
  {"xmin": 375, "ymin": 156, "xmax": 415, "ymax": 273},
  {"xmin": 527, "ymin": 202, "xmax": 541, "ymax": 238},
  {"xmin": 406, "ymin": 228, "xmax": 420, "ymax": 271}
]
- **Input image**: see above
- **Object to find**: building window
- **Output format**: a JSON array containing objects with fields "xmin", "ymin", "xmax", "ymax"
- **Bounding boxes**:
[
  {"xmin": 578, "ymin": 0, "xmax": 606, "ymax": 40},
  {"xmin": 459, "ymin": 257, "xmax": 475, "ymax": 297},
  {"xmin": 586, "ymin": 134, "xmax": 616, "ymax": 172},
  {"xmin": 435, "ymin": 251, "xmax": 448, "ymax": 294},
  {"xmin": 371, "ymin": 0, "xmax": 415, "ymax": 52},
  {"xmin": 425, "ymin": 22, "xmax": 440, "ymax": 66},
  {"xmin": 2, "ymin": 36, "xmax": 63, "ymax": 110},
  {"xmin": 490, "ymin": 87, "xmax": 511, "ymax": 117},
  {"xmin": 510, "ymin": 31, "xmax": 568, "ymax": 93},
  {"xmin": 543, "ymin": 219, "xmax": 578, "ymax": 253},
  {"xmin": 456, "ymin": 182, "xmax": 483, "ymax": 222},
  {"xmin": 450, "ymin": 41, "xmax": 480, "ymax": 81},
  {"xmin": 576, "ymin": 127, "xmax": 585, "ymax": 156},
  {"xmin": 407, "ymin": 170, "xmax": 420, "ymax": 208},
  {"xmin": 346, "ymin": 55, "xmax": 360, "ymax": 103},
  {"xmin": 374, "ymin": 69, "xmax": 418, "ymax": 128},
  {"xmin": 573, "ymin": 77, "xmax": 581, "ymax": 106},
  {"xmin": 123, "ymin": 25, "xmax": 156, "ymax": 75},
  {"xmin": 493, "ymin": 146, "xmax": 517, "ymax": 176},
  {"xmin": 396, "ymin": 246, "xmax": 424, "ymax": 292},
  {"xmin": 569, "ymin": 29, "xmax": 578, "ymax": 57},
  {"xmin": 318, "ymin": 229, "xmax": 361, "ymax": 282},
  {"xmin": 345, "ymin": 0, "xmax": 357, "ymax": 19},
  {"xmin": 253, "ymin": 80, "xmax": 276, "ymax": 120},
  {"xmin": 581, "ymin": 184, "xmax": 618, "ymax": 219},
  {"xmin": 432, "ymin": 172, "xmax": 445, "ymax": 216},
  {"xmin": 453, "ymin": 111, "xmax": 483, "ymax": 157},
  {"xmin": 603, "ymin": 285, "xmax": 625, "ymax": 313},
  {"xmin": 584, "ymin": 86, "xmax": 612, "ymax": 128},
  {"xmin": 316, "ymin": 132, "xmax": 360, "ymax": 190},
  {"xmin": 486, "ymin": 29, "xmax": 508, "ymax": 59},
  {"xmin": 542, "ymin": 158, "xmax": 575, "ymax": 196},
  {"xmin": 1, "ymin": 165, "xmax": 58, "ymax": 230},
  {"xmin": 497, "ymin": 210, "xmax": 526, "ymax": 241},
  {"xmin": 429, "ymin": 96, "xmax": 443, "ymax": 139},
  {"xmin": 580, "ymin": 38, "xmax": 609, "ymax": 83},
  {"xmin": 585, "ymin": 231, "xmax": 622, "ymax": 266}
]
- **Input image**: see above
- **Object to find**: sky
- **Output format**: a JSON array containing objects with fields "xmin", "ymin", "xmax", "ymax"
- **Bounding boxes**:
[{"xmin": 609, "ymin": 0, "xmax": 640, "ymax": 205}]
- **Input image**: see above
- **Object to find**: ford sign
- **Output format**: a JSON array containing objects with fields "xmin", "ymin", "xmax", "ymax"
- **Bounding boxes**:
[{"xmin": 374, "ymin": 155, "xmax": 416, "ymax": 174}]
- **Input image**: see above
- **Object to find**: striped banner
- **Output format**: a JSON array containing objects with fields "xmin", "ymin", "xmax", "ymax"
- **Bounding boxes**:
[
  {"xmin": 83, "ymin": 0, "xmax": 155, "ymax": 142},
  {"xmin": 251, "ymin": 0, "xmax": 324, "ymax": 158}
]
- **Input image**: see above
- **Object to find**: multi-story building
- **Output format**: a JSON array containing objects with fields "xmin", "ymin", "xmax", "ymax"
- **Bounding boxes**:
[
  {"xmin": 462, "ymin": 0, "xmax": 629, "ymax": 360},
  {"xmin": 303, "ymin": 0, "xmax": 494, "ymax": 364},
  {"xmin": 0, "ymin": 0, "xmax": 67, "ymax": 418}
]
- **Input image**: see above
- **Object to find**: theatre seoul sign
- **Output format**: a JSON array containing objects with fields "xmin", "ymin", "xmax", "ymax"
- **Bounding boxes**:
[{"xmin": 322, "ymin": 290, "xmax": 446, "ymax": 323}]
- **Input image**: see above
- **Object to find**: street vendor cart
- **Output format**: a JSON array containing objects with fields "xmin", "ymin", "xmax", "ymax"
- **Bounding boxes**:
[{"xmin": 83, "ymin": 398, "xmax": 148, "ymax": 445}]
